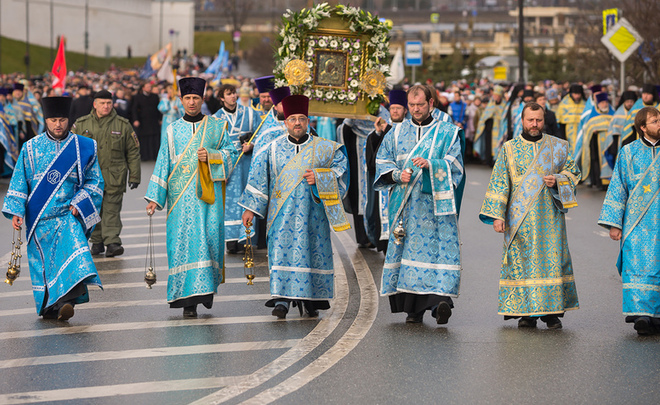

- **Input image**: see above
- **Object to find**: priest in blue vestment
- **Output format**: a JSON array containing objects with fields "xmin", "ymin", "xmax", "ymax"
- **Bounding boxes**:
[
  {"xmin": 598, "ymin": 106, "xmax": 660, "ymax": 335},
  {"xmin": 480, "ymin": 102, "xmax": 580, "ymax": 329},
  {"xmin": 364, "ymin": 89, "xmax": 409, "ymax": 253},
  {"xmin": 375, "ymin": 85, "xmax": 464, "ymax": 325},
  {"xmin": 2, "ymin": 96, "xmax": 104, "ymax": 321},
  {"xmin": 146, "ymin": 77, "xmax": 239, "ymax": 318},
  {"xmin": 240, "ymin": 95, "xmax": 350, "ymax": 319},
  {"xmin": 214, "ymin": 83, "xmax": 261, "ymax": 253}
]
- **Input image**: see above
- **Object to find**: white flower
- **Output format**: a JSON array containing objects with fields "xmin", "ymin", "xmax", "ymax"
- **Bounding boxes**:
[
  {"xmin": 279, "ymin": 28, "xmax": 286, "ymax": 37},
  {"xmin": 309, "ymin": 40, "xmax": 316, "ymax": 47},
  {"xmin": 338, "ymin": 93, "xmax": 346, "ymax": 100},
  {"xmin": 352, "ymin": 67, "xmax": 360, "ymax": 74},
  {"xmin": 275, "ymin": 79, "xmax": 287, "ymax": 88},
  {"xmin": 350, "ymin": 80, "xmax": 359, "ymax": 87},
  {"xmin": 307, "ymin": 48, "xmax": 314, "ymax": 56},
  {"xmin": 352, "ymin": 55, "xmax": 360, "ymax": 62},
  {"xmin": 367, "ymin": 60, "xmax": 374, "ymax": 68},
  {"xmin": 353, "ymin": 42, "xmax": 360, "ymax": 49},
  {"xmin": 325, "ymin": 91, "xmax": 334, "ymax": 99},
  {"xmin": 350, "ymin": 24, "xmax": 356, "ymax": 31},
  {"xmin": 304, "ymin": 90, "xmax": 312, "ymax": 98},
  {"xmin": 379, "ymin": 65, "xmax": 390, "ymax": 73},
  {"xmin": 348, "ymin": 92, "xmax": 357, "ymax": 100},
  {"xmin": 342, "ymin": 42, "xmax": 350, "ymax": 49},
  {"xmin": 330, "ymin": 40, "xmax": 338, "ymax": 48},
  {"xmin": 289, "ymin": 44, "xmax": 296, "ymax": 51},
  {"xmin": 319, "ymin": 39, "xmax": 327, "ymax": 47},
  {"xmin": 316, "ymin": 90, "xmax": 324, "ymax": 98},
  {"xmin": 307, "ymin": 61, "xmax": 313, "ymax": 68},
  {"xmin": 365, "ymin": 25, "xmax": 373, "ymax": 31},
  {"xmin": 283, "ymin": 9, "xmax": 292, "ymax": 19}
]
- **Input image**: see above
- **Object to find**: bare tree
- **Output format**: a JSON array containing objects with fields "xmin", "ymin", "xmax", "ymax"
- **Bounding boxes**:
[{"xmin": 216, "ymin": 0, "xmax": 254, "ymax": 34}]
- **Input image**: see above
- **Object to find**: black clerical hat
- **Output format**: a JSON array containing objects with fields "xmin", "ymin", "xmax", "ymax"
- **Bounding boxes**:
[
  {"xmin": 179, "ymin": 77, "xmax": 206, "ymax": 97},
  {"xmin": 42, "ymin": 97, "xmax": 73, "ymax": 119}
]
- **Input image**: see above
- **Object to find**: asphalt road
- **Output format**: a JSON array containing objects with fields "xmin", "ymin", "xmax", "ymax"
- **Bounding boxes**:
[{"xmin": 0, "ymin": 161, "xmax": 658, "ymax": 405}]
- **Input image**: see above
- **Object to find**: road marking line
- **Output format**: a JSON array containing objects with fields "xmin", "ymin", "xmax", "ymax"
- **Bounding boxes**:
[
  {"xmin": 0, "ymin": 315, "xmax": 316, "ymax": 340},
  {"xmin": 0, "ymin": 277, "xmax": 270, "ymax": 298},
  {"xmin": 0, "ymin": 294, "xmax": 273, "ymax": 317},
  {"xmin": 0, "ymin": 339, "xmax": 300, "ymax": 369},
  {"xmin": 238, "ymin": 231, "xmax": 379, "ymax": 404},
  {"xmin": 122, "ymin": 222, "xmax": 166, "ymax": 230},
  {"xmin": 0, "ymin": 376, "xmax": 248, "ymax": 404},
  {"xmin": 9, "ymin": 262, "xmax": 268, "ymax": 282},
  {"xmin": 189, "ymin": 250, "xmax": 349, "ymax": 405}
]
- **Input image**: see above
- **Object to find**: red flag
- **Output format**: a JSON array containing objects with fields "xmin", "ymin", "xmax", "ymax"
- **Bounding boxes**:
[{"xmin": 51, "ymin": 36, "xmax": 67, "ymax": 89}]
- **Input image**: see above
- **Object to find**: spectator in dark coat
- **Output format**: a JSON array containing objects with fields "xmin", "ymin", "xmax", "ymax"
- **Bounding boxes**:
[
  {"xmin": 69, "ymin": 85, "xmax": 94, "ymax": 123},
  {"xmin": 132, "ymin": 82, "xmax": 162, "ymax": 161},
  {"xmin": 535, "ymin": 92, "xmax": 560, "ymax": 137}
]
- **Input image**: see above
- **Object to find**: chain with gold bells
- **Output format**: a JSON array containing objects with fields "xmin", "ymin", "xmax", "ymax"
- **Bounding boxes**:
[
  {"xmin": 144, "ymin": 213, "xmax": 157, "ymax": 288},
  {"xmin": 393, "ymin": 167, "xmax": 414, "ymax": 245},
  {"xmin": 243, "ymin": 219, "xmax": 255, "ymax": 285},
  {"xmin": 5, "ymin": 226, "xmax": 22, "ymax": 285}
]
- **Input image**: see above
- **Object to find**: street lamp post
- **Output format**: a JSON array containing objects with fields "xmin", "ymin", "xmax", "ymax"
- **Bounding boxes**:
[
  {"xmin": 25, "ymin": 0, "xmax": 30, "ymax": 77},
  {"xmin": 518, "ymin": 0, "xmax": 525, "ymax": 83},
  {"xmin": 84, "ymin": 0, "xmax": 89, "ymax": 71}
]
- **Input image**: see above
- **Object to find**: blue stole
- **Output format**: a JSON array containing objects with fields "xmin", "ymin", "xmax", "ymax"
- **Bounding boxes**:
[
  {"xmin": 503, "ymin": 136, "xmax": 577, "ymax": 251},
  {"xmin": 25, "ymin": 134, "xmax": 94, "ymax": 241},
  {"xmin": 0, "ymin": 108, "xmax": 18, "ymax": 169},
  {"xmin": 621, "ymin": 149, "xmax": 660, "ymax": 244},
  {"xmin": 268, "ymin": 137, "xmax": 350, "ymax": 233},
  {"xmin": 388, "ymin": 121, "xmax": 458, "ymax": 228}
]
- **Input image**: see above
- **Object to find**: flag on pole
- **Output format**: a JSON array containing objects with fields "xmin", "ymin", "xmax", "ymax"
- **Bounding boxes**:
[
  {"xmin": 157, "ymin": 46, "xmax": 175, "ymax": 83},
  {"xmin": 51, "ymin": 36, "xmax": 67, "ymax": 89},
  {"xmin": 140, "ymin": 43, "xmax": 171, "ymax": 80},
  {"xmin": 387, "ymin": 46, "xmax": 405, "ymax": 87}
]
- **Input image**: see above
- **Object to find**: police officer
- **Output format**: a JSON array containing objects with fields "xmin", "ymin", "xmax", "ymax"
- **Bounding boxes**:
[{"xmin": 72, "ymin": 90, "xmax": 141, "ymax": 257}]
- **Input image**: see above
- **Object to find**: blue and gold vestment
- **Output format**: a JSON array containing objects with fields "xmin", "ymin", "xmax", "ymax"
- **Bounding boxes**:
[
  {"xmin": 214, "ymin": 104, "xmax": 260, "ymax": 243},
  {"xmin": 473, "ymin": 99, "xmax": 505, "ymax": 161},
  {"xmin": 480, "ymin": 135, "xmax": 580, "ymax": 316},
  {"xmin": 239, "ymin": 135, "xmax": 349, "ymax": 301},
  {"xmin": 145, "ymin": 115, "xmax": 238, "ymax": 305},
  {"xmin": 375, "ymin": 119, "xmax": 464, "ymax": 299},
  {"xmin": 620, "ymin": 99, "xmax": 660, "ymax": 145},
  {"xmin": 2, "ymin": 132, "xmax": 104, "ymax": 315},
  {"xmin": 556, "ymin": 96, "xmax": 585, "ymax": 157},
  {"xmin": 598, "ymin": 139, "xmax": 660, "ymax": 318}
]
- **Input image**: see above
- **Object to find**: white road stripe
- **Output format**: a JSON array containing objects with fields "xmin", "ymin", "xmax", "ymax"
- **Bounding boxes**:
[
  {"xmin": 122, "ymin": 222, "xmax": 166, "ymax": 230},
  {"xmin": 190, "ymin": 250, "xmax": 350, "ymax": 404},
  {"xmin": 0, "ymin": 376, "xmax": 248, "ymax": 405},
  {"xmin": 238, "ymin": 231, "xmax": 379, "ymax": 405},
  {"xmin": 0, "ymin": 339, "xmax": 300, "ymax": 369},
  {"xmin": 10, "ymin": 262, "xmax": 268, "ymax": 282},
  {"xmin": 0, "ymin": 315, "xmax": 315, "ymax": 341},
  {"xmin": 0, "ymin": 277, "xmax": 270, "ymax": 298},
  {"xmin": 121, "ymin": 231, "xmax": 167, "ymax": 239},
  {"xmin": 0, "ymin": 294, "xmax": 273, "ymax": 317}
]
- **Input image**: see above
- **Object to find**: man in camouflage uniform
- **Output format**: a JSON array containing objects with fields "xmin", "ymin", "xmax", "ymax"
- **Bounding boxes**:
[{"xmin": 72, "ymin": 90, "xmax": 141, "ymax": 257}]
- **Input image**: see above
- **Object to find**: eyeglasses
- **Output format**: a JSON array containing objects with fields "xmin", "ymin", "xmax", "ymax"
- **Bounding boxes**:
[{"xmin": 286, "ymin": 117, "xmax": 309, "ymax": 124}]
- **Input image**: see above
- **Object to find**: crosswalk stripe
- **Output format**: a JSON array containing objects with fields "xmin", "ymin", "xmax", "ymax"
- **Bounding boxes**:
[
  {"xmin": 0, "ymin": 294, "xmax": 273, "ymax": 317},
  {"xmin": 0, "ymin": 315, "xmax": 316, "ymax": 340},
  {"xmin": 9, "ymin": 262, "xmax": 268, "ymax": 282},
  {"xmin": 122, "ymin": 222, "xmax": 166, "ymax": 230},
  {"xmin": 0, "ymin": 277, "xmax": 270, "ymax": 299},
  {"xmin": 0, "ymin": 376, "xmax": 249, "ymax": 405},
  {"xmin": 121, "ymin": 231, "xmax": 167, "ymax": 238},
  {"xmin": 0, "ymin": 339, "xmax": 300, "ymax": 369}
]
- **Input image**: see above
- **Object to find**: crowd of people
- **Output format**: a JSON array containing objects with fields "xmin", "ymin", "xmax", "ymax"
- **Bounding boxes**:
[{"xmin": 1, "ymin": 66, "xmax": 659, "ymax": 336}]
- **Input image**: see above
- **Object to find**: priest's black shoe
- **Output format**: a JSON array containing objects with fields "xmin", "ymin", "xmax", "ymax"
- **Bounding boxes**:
[
  {"xmin": 541, "ymin": 315, "xmax": 562, "ymax": 329},
  {"xmin": 405, "ymin": 311, "xmax": 424, "ymax": 324},
  {"xmin": 58, "ymin": 303, "xmax": 74, "ymax": 321},
  {"xmin": 433, "ymin": 301, "xmax": 452, "ymax": 325},
  {"xmin": 634, "ymin": 317, "xmax": 653, "ymax": 335},
  {"xmin": 90, "ymin": 243, "xmax": 105, "ymax": 255},
  {"xmin": 105, "ymin": 243, "xmax": 124, "ymax": 257},
  {"xmin": 272, "ymin": 304, "xmax": 288, "ymax": 319},
  {"xmin": 518, "ymin": 317, "xmax": 537, "ymax": 328},
  {"xmin": 302, "ymin": 301, "xmax": 319, "ymax": 317},
  {"xmin": 183, "ymin": 306, "xmax": 198, "ymax": 318}
]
